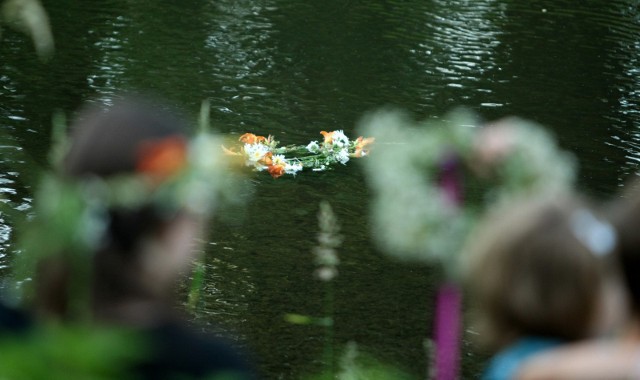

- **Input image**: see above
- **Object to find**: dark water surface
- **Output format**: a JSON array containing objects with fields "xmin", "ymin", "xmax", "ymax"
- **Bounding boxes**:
[{"xmin": 1, "ymin": 1, "xmax": 640, "ymax": 378}]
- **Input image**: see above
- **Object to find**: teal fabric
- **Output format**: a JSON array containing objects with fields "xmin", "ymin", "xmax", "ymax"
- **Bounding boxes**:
[{"xmin": 482, "ymin": 337, "xmax": 562, "ymax": 380}]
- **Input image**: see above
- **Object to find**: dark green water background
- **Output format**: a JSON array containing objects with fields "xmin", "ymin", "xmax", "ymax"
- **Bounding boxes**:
[{"xmin": 1, "ymin": 1, "xmax": 640, "ymax": 378}]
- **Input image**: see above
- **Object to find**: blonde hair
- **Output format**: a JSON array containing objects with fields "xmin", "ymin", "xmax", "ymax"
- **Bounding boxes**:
[{"xmin": 464, "ymin": 194, "xmax": 604, "ymax": 351}]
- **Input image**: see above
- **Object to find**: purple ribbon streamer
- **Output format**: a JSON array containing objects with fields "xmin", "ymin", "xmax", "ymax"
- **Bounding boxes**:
[{"xmin": 434, "ymin": 283, "xmax": 462, "ymax": 380}]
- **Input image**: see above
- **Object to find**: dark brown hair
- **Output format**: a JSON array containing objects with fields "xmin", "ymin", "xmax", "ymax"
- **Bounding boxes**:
[{"xmin": 464, "ymin": 194, "xmax": 605, "ymax": 351}]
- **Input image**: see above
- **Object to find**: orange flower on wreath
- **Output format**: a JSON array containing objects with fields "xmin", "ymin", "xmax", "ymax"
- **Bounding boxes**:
[
  {"xmin": 260, "ymin": 151, "xmax": 273, "ymax": 166},
  {"xmin": 353, "ymin": 136, "xmax": 375, "ymax": 157},
  {"xmin": 268, "ymin": 164, "xmax": 285, "ymax": 179},
  {"xmin": 239, "ymin": 133, "xmax": 267, "ymax": 145},
  {"xmin": 136, "ymin": 136, "xmax": 187, "ymax": 181},
  {"xmin": 320, "ymin": 130, "xmax": 334, "ymax": 144}
]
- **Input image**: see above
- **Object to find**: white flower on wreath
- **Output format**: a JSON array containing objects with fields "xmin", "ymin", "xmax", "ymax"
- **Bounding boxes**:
[
  {"xmin": 272, "ymin": 154, "xmax": 287, "ymax": 166},
  {"xmin": 331, "ymin": 130, "xmax": 349, "ymax": 148},
  {"xmin": 306, "ymin": 141, "xmax": 320, "ymax": 153},
  {"xmin": 285, "ymin": 162, "xmax": 303, "ymax": 175},
  {"xmin": 244, "ymin": 143, "xmax": 270, "ymax": 167},
  {"xmin": 336, "ymin": 148, "xmax": 350, "ymax": 165}
]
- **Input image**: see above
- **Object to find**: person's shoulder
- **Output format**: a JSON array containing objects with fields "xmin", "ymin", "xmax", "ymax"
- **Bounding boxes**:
[
  {"xmin": 517, "ymin": 340, "xmax": 637, "ymax": 380},
  {"xmin": 138, "ymin": 320, "xmax": 258, "ymax": 379},
  {"xmin": 483, "ymin": 337, "xmax": 563, "ymax": 380}
]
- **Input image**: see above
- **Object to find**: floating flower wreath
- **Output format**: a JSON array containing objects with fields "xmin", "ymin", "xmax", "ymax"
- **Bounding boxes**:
[
  {"xmin": 358, "ymin": 109, "xmax": 577, "ymax": 277},
  {"xmin": 222, "ymin": 131, "xmax": 374, "ymax": 178}
]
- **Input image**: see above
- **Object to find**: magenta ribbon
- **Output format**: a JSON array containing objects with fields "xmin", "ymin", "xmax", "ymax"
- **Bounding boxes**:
[
  {"xmin": 434, "ymin": 153, "xmax": 463, "ymax": 379},
  {"xmin": 434, "ymin": 283, "xmax": 462, "ymax": 380}
]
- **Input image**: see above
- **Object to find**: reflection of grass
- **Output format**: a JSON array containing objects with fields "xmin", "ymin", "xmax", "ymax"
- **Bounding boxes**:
[
  {"xmin": 285, "ymin": 201, "xmax": 341, "ymax": 379},
  {"xmin": 306, "ymin": 342, "xmax": 415, "ymax": 380}
]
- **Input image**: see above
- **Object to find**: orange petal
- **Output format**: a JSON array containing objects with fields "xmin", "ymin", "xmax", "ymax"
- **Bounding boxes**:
[
  {"xmin": 239, "ymin": 133, "xmax": 257, "ymax": 144},
  {"xmin": 320, "ymin": 131, "xmax": 334, "ymax": 144},
  {"xmin": 354, "ymin": 136, "xmax": 375, "ymax": 156},
  {"xmin": 260, "ymin": 151, "xmax": 273, "ymax": 166}
]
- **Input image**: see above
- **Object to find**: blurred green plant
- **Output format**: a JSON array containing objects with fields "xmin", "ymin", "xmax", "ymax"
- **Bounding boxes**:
[
  {"xmin": 1, "ymin": 0, "xmax": 54, "ymax": 59},
  {"xmin": 0, "ymin": 324, "xmax": 146, "ymax": 379}
]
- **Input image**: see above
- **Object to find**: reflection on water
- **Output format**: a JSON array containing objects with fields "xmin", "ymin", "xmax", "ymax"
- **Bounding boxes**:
[
  {"xmin": 2, "ymin": 0, "xmax": 640, "ymax": 378},
  {"xmin": 601, "ymin": 3, "xmax": 640, "ymax": 182},
  {"xmin": 87, "ymin": 14, "xmax": 131, "ymax": 103},
  {"xmin": 408, "ymin": 0, "xmax": 505, "ymax": 106}
]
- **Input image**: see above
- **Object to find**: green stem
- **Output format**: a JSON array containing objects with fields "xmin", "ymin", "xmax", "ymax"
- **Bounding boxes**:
[{"xmin": 187, "ymin": 260, "xmax": 206, "ymax": 312}]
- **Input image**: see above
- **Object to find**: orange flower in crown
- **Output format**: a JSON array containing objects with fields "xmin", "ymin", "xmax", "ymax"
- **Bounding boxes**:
[
  {"xmin": 320, "ymin": 131, "xmax": 334, "ymax": 144},
  {"xmin": 136, "ymin": 136, "xmax": 187, "ymax": 181},
  {"xmin": 239, "ymin": 133, "xmax": 267, "ymax": 145},
  {"xmin": 268, "ymin": 164, "xmax": 285, "ymax": 179},
  {"xmin": 353, "ymin": 136, "xmax": 375, "ymax": 157}
]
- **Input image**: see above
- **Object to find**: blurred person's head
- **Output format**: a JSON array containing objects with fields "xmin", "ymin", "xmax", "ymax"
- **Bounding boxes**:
[
  {"xmin": 36, "ymin": 97, "xmax": 203, "ymax": 323},
  {"xmin": 464, "ymin": 194, "xmax": 614, "ymax": 351}
]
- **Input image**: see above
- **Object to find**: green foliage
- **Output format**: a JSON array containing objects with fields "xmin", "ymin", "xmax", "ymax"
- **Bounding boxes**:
[{"xmin": 0, "ymin": 324, "xmax": 146, "ymax": 379}]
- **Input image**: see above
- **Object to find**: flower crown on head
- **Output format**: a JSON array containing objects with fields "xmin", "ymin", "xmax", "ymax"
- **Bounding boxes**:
[{"xmin": 14, "ymin": 101, "xmax": 240, "ymax": 290}]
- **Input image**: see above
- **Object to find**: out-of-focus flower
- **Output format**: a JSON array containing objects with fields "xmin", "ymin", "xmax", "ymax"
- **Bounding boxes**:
[
  {"xmin": 136, "ymin": 136, "xmax": 187, "ymax": 180},
  {"xmin": 357, "ymin": 109, "xmax": 576, "ymax": 278},
  {"xmin": 473, "ymin": 121, "xmax": 515, "ymax": 170}
]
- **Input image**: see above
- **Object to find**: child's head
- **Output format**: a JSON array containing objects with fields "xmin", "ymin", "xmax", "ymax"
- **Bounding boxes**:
[
  {"xmin": 464, "ymin": 194, "xmax": 611, "ymax": 351},
  {"xmin": 34, "ymin": 97, "xmax": 203, "ymax": 321}
]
